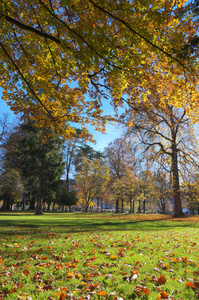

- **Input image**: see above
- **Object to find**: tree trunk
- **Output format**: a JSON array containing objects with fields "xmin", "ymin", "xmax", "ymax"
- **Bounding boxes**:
[
  {"xmin": 35, "ymin": 198, "xmax": 43, "ymax": 215},
  {"xmin": 143, "ymin": 200, "xmax": 146, "ymax": 213},
  {"xmin": 116, "ymin": 197, "xmax": 119, "ymax": 213},
  {"xmin": 52, "ymin": 201, "xmax": 55, "ymax": 211},
  {"xmin": 29, "ymin": 197, "xmax": 35, "ymax": 210},
  {"xmin": 129, "ymin": 199, "xmax": 132, "ymax": 213},
  {"xmin": 138, "ymin": 200, "xmax": 141, "ymax": 213},
  {"xmin": 1, "ymin": 198, "xmax": 11, "ymax": 211},
  {"xmin": 162, "ymin": 198, "xmax": 166, "ymax": 214},
  {"xmin": 47, "ymin": 202, "xmax": 51, "ymax": 211},
  {"xmin": 101, "ymin": 198, "xmax": 103, "ymax": 212},
  {"xmin": 36, "ymin": 143, "xmax": 44, "ymax": 215},
  {"xmin": 171, "ymin": 151, "xmax": 183, "ymax": 217},
  {"xmin": 22, "ymin": 192, "xmax": 26, "ymax": 210},
  {"xmin": 121, "ymin": 194, "xmax": 124, "ymax": 213},
  {"xmin": 170, "ymin": 107, "xmax": 183, "ymax": 217}
]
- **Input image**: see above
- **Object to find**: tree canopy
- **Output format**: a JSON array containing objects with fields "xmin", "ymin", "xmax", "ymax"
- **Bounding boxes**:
[{"xmin": 0, "ymin": 0, "xmax": 198, "ymax": 138}]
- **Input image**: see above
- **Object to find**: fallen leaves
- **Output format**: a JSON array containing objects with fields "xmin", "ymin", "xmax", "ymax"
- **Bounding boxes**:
[{"xmin": 0, "ymin": 219, "xmax": 199, "ymax": 300}]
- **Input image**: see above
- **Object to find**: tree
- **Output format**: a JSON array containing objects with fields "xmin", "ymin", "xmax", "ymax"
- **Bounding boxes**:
[
  {"xmin": 124, "ymin": 95, "xmax": 199, "ymax": 216},
  {"xmin": 63, "ymin": 129, "xmax": 83, "ymax": 195},
  {"xmin": 153, "ymin": 169, "xmax": 172, "ymax": 214},
  {"xmin": 0, "ymin": 168, "xmax": 23, "ymax": 210},
  {"xmin": 19, "ymin": 120, "xmax": 64, "ymax": 214},
  {"xmin": 76, "ymin": 157, "xmax": 109, "ymax": 212},
  {"xmin": 75, "ymin": 145, "xmax": 103, "ymax": 171},
  {"xmin": 183, "ymin": 172, "xmax": 199, "ymax": 214},
  {"xmin": 0, "ymin": 113, "xmax": 9, "ymax": 146},
  {"xmin": 57, "ymin": 181, "xmax": 78, "ymax": 211},
  {"xmin": 105, "ymin": 138, "xmax": 136, "ymax": 212},
  {"xmin": 0, "ymin": 0, "xmax": 198, "ymax": 138}
]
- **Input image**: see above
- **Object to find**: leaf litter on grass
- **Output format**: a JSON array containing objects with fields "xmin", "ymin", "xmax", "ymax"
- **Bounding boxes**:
[{"xmin": 0, "ymin": 222, "xmax": 199, "ymax": 299}]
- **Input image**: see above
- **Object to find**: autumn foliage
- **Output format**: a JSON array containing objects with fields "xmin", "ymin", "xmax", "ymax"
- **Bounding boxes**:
[{"xmin": 0, "ymin": 0, "xmax": 198, "ymax": 138}]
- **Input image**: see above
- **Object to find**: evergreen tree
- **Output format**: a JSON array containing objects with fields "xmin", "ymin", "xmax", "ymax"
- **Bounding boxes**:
[{"xmin": 19, "ymin": 120, "xmax": 64, "ymax": 214}]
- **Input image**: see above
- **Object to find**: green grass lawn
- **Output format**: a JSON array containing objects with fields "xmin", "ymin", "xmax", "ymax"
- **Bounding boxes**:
[{"xmin": 0, "ymin": 212, "xmax": 199, "ymax": 299}]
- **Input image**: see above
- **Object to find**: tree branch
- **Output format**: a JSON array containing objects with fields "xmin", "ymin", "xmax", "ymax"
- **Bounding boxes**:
[
  {"xmin": 88, "ymin": 0, "xmax": 189, "ymax": 71},
  {"xmin": 0, "ymin": 13, "xmax": 61, "ymax": 45},
  {"xmin": 0, "ymin": 42, "xmax": 54, "ymax": 120}
]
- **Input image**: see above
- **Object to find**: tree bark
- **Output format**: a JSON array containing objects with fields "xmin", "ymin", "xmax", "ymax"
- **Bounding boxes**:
[
  {"xmin": 170, "ymin": 107, "xmax": 183, "ymax": 217},
  {"xmin": 35, "ymin": 198, "xmax": 43, "ymax": 215},
  {"xmin": 1, "ymin": 198, "xmax": 12, "ymax": 210},
  {"xmin": 171, "ymin": 149, "xmax": 183, "ymax": 217},
  {"xmin": 143, "ymin": 199, "xmax": 146, "ymax": 213},
  {"xmin": 115, "ymin": 197, "xmax": 119, "ymax": 213},
  {"xmin": 138, "ymin": 200, "xmax": 141, "ymax": 213},
  {"xmin": 35, "ymin": 143, "xmax": 44, "ymax": 215}
]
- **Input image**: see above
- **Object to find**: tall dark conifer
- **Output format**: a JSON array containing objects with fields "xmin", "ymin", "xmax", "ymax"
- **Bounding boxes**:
[{"xmin": 19, "ymin": 120, "xmax": 64, "ymax": 214}]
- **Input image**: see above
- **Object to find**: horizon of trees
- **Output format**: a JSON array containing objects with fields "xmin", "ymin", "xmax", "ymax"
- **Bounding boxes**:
[
  {"xmin": 0, "ymin": 0, "xmax": 199, "ymax": 216},
  {"xmin": 0, "ymin": 113, "xmax": 198, "ymax": 215}
]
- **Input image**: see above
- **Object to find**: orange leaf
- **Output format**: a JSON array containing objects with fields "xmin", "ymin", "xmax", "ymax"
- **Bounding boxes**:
[
  {"xmin": 0, "ymin": 257, "xmax": 3, "ymax": 264},
  {"xmin": 67, "ymin": 272, "xmax": 74, "ymax": 279},
  {"xmin": 97, "ymin": 290, "xmax": 107, "ymax": 296},
  {"xmin": 60, "ymin": 287, "xmax": 68, "ymax": 292},
  {"xmin": 9, "ymin": 288, "xmax": 17, "ymax": 294},
  {"xmin": 142, "ymin": 287, "xmax": 150, "ymax": 295},
  {"xmin": 22, "ymin": 269, "xmax": 30, "ymax": 276},
  {"xmin": 186, "ymin": 282, "xmax": 196, "ymax": 288},
  {"xmin": 110, "ymin": 256, "xmax": 117, "ymax": 260},
  {"xmin": 158, "ymin": 291, "xmax": 169, "ymax": 299},
  {"xmin": 37, "ymin": 247, "xmax": 44, "ymax": 253},
  {"xmin": 55, "ymin": 264, "xmax": 63, "ymax": 270},
  {"xmin": 59, "ymin": 291, "xmax": 66, "ymax": 300},
  {"xmin": 157, "ymin": 274, "xmax": 166, "ymax": 285}
]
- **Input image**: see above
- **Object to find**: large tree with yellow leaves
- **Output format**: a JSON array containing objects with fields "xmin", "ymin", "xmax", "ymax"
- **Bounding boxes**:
[{"xmin": 0, "ymin": 0, "xmax": 198, "ymax": 139}]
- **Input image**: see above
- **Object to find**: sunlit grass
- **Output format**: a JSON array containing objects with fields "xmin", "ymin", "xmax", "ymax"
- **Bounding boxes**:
[{"xmin": 0, "ymin": 212, "xmax": 199, "ymax": 299}]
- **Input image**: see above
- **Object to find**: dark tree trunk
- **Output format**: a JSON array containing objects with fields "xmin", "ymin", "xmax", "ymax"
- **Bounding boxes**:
[
  {"xmin": 121, "ymin": 194, "xmax": 124, "ymax": 213},
  {"xmin": 101, "ymin": 198, "xmax": 103, "ymax": 212},
  {"xmin": 52, "ymin": 201, "xmax": 55, "ymax": 211},
  {"xmin": 130, "ymin": 199, "xmax": 135, "ymax": 213},
  {"xmin": 35, "ymin": 143, "xmax": 44, "ymax": 215},
  {"xmin": 115, "ymin": 197, "xmax": 119, "ymax": 213},
  {"xmin": 47, "ymin": 202, "xmax": 51, "ymax": 211},
  {"xmin": 1, "ymin": 198, "xmax": 12, "ymax": 211},
  {"xmin": 143, "ymin": 200, "xmax": 146, "ymax": 213},
  {"xmin": 22, "ymin": 193, "xmax": 26, "ymax": 210},
  {"xmin": 171, "ymin": 151, "xmax": 182, "ymax": 217},
  {"xmin": 29, "ymin": 197, "xmax": 35, "ymax": 210},
  {"xmin": 35, "ymin": 198, "xmax": 43, "ymax": 215},
  {"xmin": 170, "ymin": 108, "xmax": 183, "ymax": 217},
  {"xmin": 97, "ymin": 197, "xmax": 99, "ymax": 212},
  {"xmin": 162, "ymin": 198, "xmax": 166, "ymax": 214},
  {"xmin": 138, "ymin": 200, "xmax": 141, "ymax": 213}
]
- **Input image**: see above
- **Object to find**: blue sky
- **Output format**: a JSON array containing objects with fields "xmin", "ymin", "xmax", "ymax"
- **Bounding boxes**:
[{"xmin": 0, "ymin": 89, "xmax": 122, "ymax": 152}]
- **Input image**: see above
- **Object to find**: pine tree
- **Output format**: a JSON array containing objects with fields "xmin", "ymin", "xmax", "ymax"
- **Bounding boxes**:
[{"xmin": 19, "ymin": 120, "xmax": 64, "ymax": 214}]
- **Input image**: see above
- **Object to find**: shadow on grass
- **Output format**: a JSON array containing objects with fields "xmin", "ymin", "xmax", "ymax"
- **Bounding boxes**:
[{"xmin": 0, "ymin": 216, "xmax": 198, "ymax": 237}]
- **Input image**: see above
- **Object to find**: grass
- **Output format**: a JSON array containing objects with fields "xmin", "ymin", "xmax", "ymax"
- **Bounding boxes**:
[{"xmin": 0, "ymin": 212, "xmax": 199, "ymax": 300}]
